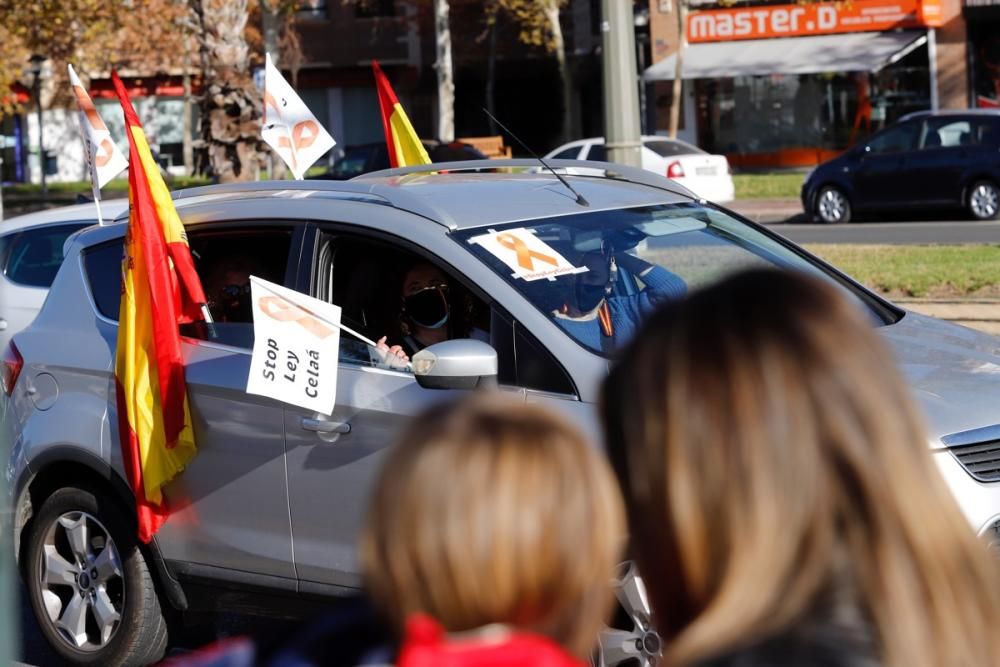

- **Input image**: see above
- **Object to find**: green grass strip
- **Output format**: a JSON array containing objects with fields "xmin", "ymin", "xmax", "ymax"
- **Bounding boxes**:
[
  {"xmin": 733, "ymin": 173, "xmax": 805, "ymax": 199},
  {"xmin": 805, "ymin": 244, "xmax": 1000, "ymax": 297}
]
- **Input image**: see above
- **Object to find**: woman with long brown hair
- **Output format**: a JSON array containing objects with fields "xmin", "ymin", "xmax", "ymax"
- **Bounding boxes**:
[{"xmin": 602, "ymin": 269, "xmax": 1000, "ymax": 667}]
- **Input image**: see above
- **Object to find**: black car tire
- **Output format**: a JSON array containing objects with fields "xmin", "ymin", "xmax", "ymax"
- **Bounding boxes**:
[
  {"xmin": 25, "ymin": 486, "xmax": 168, "ymax": 666},
  {"xmin": 967, "ymin": 180, "xmax": 1000, "ymax": 221},
  {"xmin": 813, "ymin": 185, "xmax": 851, "ymax": 224}
]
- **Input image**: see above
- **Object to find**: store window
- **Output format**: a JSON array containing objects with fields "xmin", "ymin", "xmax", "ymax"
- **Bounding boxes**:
[
  {"xmin": 694, "ymin": 45, "xmax": 931, "ymax": 157},
  {"xmin": 355, "ymin": 0, "xmax": 394, "ymax": 17},
  {"xmin": 967, "ymin": 14, "xmax": 1000, "ymax": 107}
]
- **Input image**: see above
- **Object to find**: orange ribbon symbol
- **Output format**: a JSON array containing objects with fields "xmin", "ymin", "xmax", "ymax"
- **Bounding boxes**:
[
  {"xmin": 94, "ymin": 138, "xmax": 115, "ymax": 168},
  {"xmin": 276, "ymin": 121, "xmax": 320, "ymax": 170},
  {"xmin": 495, "ymin": 233, "xmax": 559, "ymax": 271},
  {"xmin": 258, "ymin": 296, "xmax": 335, "ymax": 340},
  {"xmin": 263, "ymin": 91, "xmax": 319, "ymax": 171},
  {"xmin": 73, "ymin": 85, "xmax": 109, "ymax": 132}
]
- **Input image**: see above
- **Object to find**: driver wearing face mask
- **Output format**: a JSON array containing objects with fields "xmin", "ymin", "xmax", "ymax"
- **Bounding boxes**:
[
  {"xmin": 552, "ymin": 248, "xmax": 687, "ymax": 351},
  {"xmin": 398, "ymin": 262, "xmax": 461, "ymax": 357}
]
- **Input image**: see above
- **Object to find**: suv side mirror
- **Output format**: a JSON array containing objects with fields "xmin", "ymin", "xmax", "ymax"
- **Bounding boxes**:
[{"xmin": 412, "ymin": 339, "xmax": 498, "ymax": 390}]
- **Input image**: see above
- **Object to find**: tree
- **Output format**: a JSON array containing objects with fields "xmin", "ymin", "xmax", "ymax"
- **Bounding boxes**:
[
  {"xmin": 433, "ymin": 0, "xmax": 455, "ymax": 142},
  {"xmin": 0, "ymin": 0, "xmax": 190, "ymax": 103},
  {"xmin": 495, "ymin": 0, "xmax": 572, "ymax": 143},
  {"xmin": 186, "ymin": 0, "xmax": 261, "ymax": 182}
]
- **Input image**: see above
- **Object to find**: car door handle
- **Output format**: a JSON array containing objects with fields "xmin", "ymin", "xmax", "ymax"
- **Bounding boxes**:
[
  {"xmin": 0, "ymin": 319, "xmax": 6, "ymax": 331},
  {"xmin": 300, "ymin": 418, "xmax": 351, "ymax": 435}
]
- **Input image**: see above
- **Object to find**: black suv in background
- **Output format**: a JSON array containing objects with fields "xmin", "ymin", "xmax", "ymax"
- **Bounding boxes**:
[{"xmin": 802, "ymin": 110, "xmax": 1000, "ymax": 223}]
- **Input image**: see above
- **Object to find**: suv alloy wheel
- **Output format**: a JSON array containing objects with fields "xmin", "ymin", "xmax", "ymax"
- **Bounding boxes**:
[
  {"xmin": 25, "ymin": 486, "xmax": 169, "ymax": 666},
  {"xmin": 596, "ymin": 562, "xmax": 661, "ymax": 666}
]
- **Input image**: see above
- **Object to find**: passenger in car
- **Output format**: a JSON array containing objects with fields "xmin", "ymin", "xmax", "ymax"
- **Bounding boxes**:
[
  {"xmin": 552, "ymin": 249, "xmax": 686, "ymax": 351},
  {"xmin": 602, "ymin": 269, "xmax": 1000, "ymax": 667},
  {"xmin": 360, "ymin": 393, "xmax": 625, "ymax": 665},
  {"xmin": 205, "ymin": 256, "xmax": 260, "ymax": 323},
  {"xmin": 392, "ymin": 260, "xmax": 488, "ymax": 357}
]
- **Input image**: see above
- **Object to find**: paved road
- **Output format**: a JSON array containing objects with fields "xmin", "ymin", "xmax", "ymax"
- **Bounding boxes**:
[
  {"xmin": 14, "ymin": 582, "xmax": 305, "ymax": 667},
  {"xmin": 761, "ymin": 219, "xmax": 1000, "ymax": 245}
]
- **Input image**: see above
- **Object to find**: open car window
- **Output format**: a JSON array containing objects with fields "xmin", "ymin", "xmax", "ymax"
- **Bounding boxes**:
[
  {"xmin": 454, "ymin": 202, "xmax": 880, "ymax": 357},
  {"xmin": 314, "ymin": 233, "xmax": 492, "ymax": 371}
]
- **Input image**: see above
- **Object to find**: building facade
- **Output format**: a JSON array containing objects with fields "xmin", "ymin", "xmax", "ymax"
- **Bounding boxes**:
[
  {"xmin": 645, "ymin": 0, "xmax": 979, "ymax": 168},
  {"xmin": 2, "ymin": 0, "xmax": 603, "ymax": 185}
]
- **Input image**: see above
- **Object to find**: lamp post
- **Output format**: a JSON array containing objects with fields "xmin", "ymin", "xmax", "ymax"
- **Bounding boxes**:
[
  {"xmin": 601, "ymin": 0, "xmax": 642, "ymax": 168},
  {"xmin": 28, "ymin": 54, "xmax": 46, "ymax": 198},
  {"xmin": 634, "ymin": 6, "xmax": 650, "ymax": 136}
]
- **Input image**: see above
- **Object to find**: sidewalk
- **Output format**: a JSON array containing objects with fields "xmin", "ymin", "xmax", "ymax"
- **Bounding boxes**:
[
  {"xmin": 895, "ymin": 299, "xmax": 1000, "ymax": 336},
  {"xmin": 728, "ymin": 198, "xmax": 804, "ymax": 224}
]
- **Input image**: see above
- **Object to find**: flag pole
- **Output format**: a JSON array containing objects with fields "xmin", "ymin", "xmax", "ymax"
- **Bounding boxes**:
[
  {"xmin": 200, "ymin": 303, "xmax": 218, "ymax": 341},
  {"xmin": 93, "ymin": 191, "xmax": 105, "ymax": 226}
]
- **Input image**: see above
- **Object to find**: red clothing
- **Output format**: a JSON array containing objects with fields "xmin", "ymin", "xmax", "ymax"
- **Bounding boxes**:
[{"xmin": 397, "ymin": 615, "xmax": 585, "ymax": 667}]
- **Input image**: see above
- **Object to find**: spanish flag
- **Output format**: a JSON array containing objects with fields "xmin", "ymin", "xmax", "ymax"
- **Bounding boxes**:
[
  {"xmin": 372, "ymin": 60, "xmax": 431, "ymax": 168},
  {"xmin": 112, "ymin": 72, "xmax": 207, "ymax": 543}
]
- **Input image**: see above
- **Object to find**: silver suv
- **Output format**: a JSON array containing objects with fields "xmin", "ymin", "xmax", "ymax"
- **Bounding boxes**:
[{"xmin": 4, "ymin": 161, "xmax": 1000, "ymax": 666}]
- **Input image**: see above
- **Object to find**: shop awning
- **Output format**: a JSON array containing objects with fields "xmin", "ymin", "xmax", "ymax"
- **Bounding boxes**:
[{"xmin": 643, "ymin": 30, "xmax": 927, "ymax": 80}]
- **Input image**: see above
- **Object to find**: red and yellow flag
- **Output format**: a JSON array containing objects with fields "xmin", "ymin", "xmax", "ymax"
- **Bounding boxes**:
[
  {"xmin": 112, "ymin": 71, "xmax": 207, "ymax": 543},
  {"xmin": 372, "ymin": 60, "xmax": 431, "ymax": 168}
]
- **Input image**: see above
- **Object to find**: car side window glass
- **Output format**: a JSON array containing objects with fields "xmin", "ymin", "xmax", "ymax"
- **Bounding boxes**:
[
  {"xmin": 4, "ymin": 223, "xmax": 87, "ymax": 288},
  {"xmin": 551, "ymin": 147, "xmax": 581, "ymax": 160},
  {"xmin": 867, "ymin": 123, "xmax": 919, "ymax": 154},
  {"xmin": 316, "ymin": 234, "xmax": 492, "ymax": 372},
  {"xmin": 514, "ymin": 323, "xmax": 575, "ymax": 396},
  {"xmin": 921, "ymin": 119, "xmax": 974, "ymax": 149},
  {"xmin": 180, "ymin": 228, "xmax": 294, "ymax": 348},
  {"xmin": 83, "ymin": 240, "xmax": 125, "ymax": 319},
  {"xmin": 974, "ymin": 120, "xmax": 998, "ymax": 146},
  {"xmin": 586, "ymin": 144, "xmax": 607, "ymax": 161}
]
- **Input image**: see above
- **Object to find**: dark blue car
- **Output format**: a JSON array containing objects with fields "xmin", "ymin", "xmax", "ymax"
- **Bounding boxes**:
[{"xmin": 802, "ymin": 110, "xmax": 1000, "ymax": 223}]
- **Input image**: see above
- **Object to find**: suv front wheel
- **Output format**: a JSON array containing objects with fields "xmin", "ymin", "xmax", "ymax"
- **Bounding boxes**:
[{"xmin": 25, "ymin": 486, "xmax": 168, "ymax": 666}]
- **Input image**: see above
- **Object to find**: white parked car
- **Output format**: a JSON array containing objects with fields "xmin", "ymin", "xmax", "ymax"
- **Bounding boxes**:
[
  {"xmin": 545, "ymin": 136, "xmax": 735, "ymax": 203},
  {"xmin": 0, "ymin": 200, "xmax": 128, "ymax": 352}
]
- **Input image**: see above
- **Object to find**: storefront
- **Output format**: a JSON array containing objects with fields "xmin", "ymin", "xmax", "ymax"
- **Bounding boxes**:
[
  {"xmin": 644, "ymin": 0, "xmax": 952, "ymax": 168},
  {"xmin": 966, "ymin": 0, "xmax": 1000, "ymax": 107}
]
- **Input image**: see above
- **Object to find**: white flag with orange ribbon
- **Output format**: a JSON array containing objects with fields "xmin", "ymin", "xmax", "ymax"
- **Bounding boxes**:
[
  {"xmin": 68, "ymin": 64, "xmax": 128, "ymax": 220},
  {"xmin": 261, "ymin": 53, "xmax": 336, "ymax": 180}
]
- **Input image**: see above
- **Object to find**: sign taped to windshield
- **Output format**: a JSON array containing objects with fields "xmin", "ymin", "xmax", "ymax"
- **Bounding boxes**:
[
  {"xmin": 469, "ymin": 227, "xmax": 587, "ymax": 281},
  {"xmin": 246, "ymin": 276, "xmax": 341, "ymax": 415}
]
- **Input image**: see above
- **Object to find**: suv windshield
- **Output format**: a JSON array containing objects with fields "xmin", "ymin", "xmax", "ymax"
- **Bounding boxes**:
[{"xmin": 455, "ymin": 202, "xmax": 878, "ymax": 356}]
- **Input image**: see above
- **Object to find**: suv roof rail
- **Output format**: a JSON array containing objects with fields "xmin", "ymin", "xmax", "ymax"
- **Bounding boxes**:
[
  {"xmin": 167, "ymin": 159, "xmax": 697, "ymax": 228},
  {"xmin": 356, "ymin": 158, "xmax": 698, "ymax": 200},
  {"xmin": 172, "ymin": 179, "xmax": 382, "ymax": 201}
]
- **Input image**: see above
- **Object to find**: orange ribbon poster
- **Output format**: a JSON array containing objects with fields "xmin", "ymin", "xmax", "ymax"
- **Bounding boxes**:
[
  {"xmin": 261, "ymin": 53, "xmax": 336, "ymax": 179},
  {"xmin": 469, "ymin": 228, "xmax": 587, "ymax": 282},
  {"xmin": 247, "ymin": 276, "xmax": 342, "ymax": 415}
]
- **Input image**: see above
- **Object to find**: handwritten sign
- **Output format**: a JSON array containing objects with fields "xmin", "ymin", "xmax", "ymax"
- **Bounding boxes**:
[
  {"xmin": 469, "ymin": 227, "xmax": 587, "ymax": 282},
  {"xmin": 246, "ymin": 276, "xmax": 341, "ymax": 415},
  {"xmin": 261, "ymin": 53, "xmax": 336, "ymax": 180}
]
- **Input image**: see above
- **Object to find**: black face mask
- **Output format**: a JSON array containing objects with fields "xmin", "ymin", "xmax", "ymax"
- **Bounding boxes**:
[
  {"xmin": 404, "ymin": 287, "xmax": 450, "ymax": 329},
  {"xmin": 576, "ymin": 282, "xmax": 606, "ymax": 312}
]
